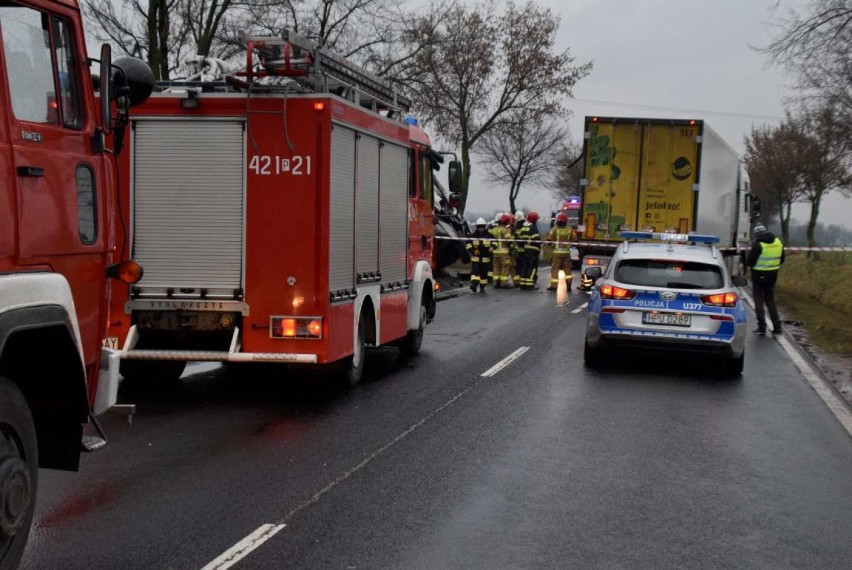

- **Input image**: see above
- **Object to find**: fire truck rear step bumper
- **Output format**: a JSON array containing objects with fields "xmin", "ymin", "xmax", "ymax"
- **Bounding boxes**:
[
  {"xmin": 119, "ymin": 325, "xmax": 317, "ymax": 363},
  {"xmin": 121, "ymin": 350, "xmax": 318, "ymax": 364}
]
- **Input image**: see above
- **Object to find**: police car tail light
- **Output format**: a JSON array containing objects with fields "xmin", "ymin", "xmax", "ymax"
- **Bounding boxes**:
[
  {"xmin": 600, "ymin": 285, "xmax": 636, "ymax": 300},
  {"xmin": 270, "ymin": 316, "xmax": 323, "ymax": 339},
  {"xmin": 700, "ymin": 292, "xmax": 738, "ymax": 307}
]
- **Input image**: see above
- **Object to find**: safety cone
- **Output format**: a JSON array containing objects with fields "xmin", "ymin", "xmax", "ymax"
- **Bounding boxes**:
[{"xmin": 556, "ymin": 270, "xmax": 568, "ymax": 307}]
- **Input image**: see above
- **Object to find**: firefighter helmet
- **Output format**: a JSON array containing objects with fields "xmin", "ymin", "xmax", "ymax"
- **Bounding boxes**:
[
  {"xmin": 500, "ymin": 213, "xmax": 514, "ymax": 225},
  {"xmin": 527, "ymin": 211, "xmax": 539, "ymax": 223},
  {"xmin": 556, "ymin": 212, "xmax": 568, "ymax": 225},
  {"xmin": 515, "ymin": 210, "xmax": 525, "ymax": 222},
  {"xmin": 475, "ymin": 217, "xmax": 487, "ymax": 226}
]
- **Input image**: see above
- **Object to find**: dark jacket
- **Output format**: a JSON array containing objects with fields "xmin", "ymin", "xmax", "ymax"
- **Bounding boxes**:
[{"xmin": 747, "ymin": 231, "xmax": 785, "ymax": 283}]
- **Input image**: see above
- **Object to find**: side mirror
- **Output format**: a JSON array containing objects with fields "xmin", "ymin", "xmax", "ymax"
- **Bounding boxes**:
[
  {"xmin": 732, "ymin": 275, "xmax": 747, "ymax": 287},
  {"xmin": 99, "ymin": 44, "xmax": 112, "ymax": 135},
  {"xmin": 584, "ymin": 266, "xmax": 603, "ymax": 279},
  {"xmin": 750, "ymin": 195, "xmax": 761, "ymax": 220},
  {"xmin": 448, "ymin": 160, "xmax": 463, "ymax": 195}
]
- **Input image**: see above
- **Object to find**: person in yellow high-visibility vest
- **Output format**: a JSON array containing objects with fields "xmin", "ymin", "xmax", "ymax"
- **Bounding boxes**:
[
  {"xmin": 544, "ymin": 212, "xmax": 577, "ymax": 291},
  {"xmin": 490, "ymin": 213, "xmax": 515, "ymax": 288},
  {"xmin": 746, "ymin": 224, "xmax": 785, "ymax": 335}
]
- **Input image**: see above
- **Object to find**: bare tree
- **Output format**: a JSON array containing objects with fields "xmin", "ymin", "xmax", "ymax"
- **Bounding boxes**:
[
  {"xmin": 743, "ymin": 121, "xmax": 805, "ymax": 242},
  {"xmin": 763, "ymin": 0, "xmax": 852, "ymax": 128},
  {"xmin": 83, "ymin": 0, "xmax": 189, "ymax": 80},
  {"xmin": 788, "ymin": 104, "xmax": 852, "ymax": 249},
  {"xmin": 406, "ymin": 0, "xmax": 591, "ymax": 213},
  {"xmin": 182, "ymin": 0, "xmax": 236, "ymax": 58},
  {"xmin": 476, "ymin": 111, "xmax": 565, "ymax": 213},
  {"xmin": 549, "ymin": 137, "xmax": 584, "ymax": 204}
]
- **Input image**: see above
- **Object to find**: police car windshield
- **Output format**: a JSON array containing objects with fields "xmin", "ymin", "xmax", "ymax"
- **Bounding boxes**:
[{"xmin": 614, "ymin": 259, "xmax": 724, "ymax": 289}]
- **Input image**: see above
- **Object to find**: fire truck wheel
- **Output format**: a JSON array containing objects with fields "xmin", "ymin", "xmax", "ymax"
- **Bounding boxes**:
[
  {"xmin": 399, "ymin": 305, "xmax": 426, "ymax": 356},
  {"xmin": 0, "ymin": 376, "xmax": 38, "ymax": 569},
  {"xmin": 341, "ymin": 317, "xmax": 366, "ymax": 386},
  {"xmin": 119, "ymin": 360, "xmax": 187, "ymax": 383}
]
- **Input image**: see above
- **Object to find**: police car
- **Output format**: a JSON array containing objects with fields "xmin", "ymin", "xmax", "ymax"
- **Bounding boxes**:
[{"xmin": 584, "ymin": 232, "xmax": 747, "ymax": 376}]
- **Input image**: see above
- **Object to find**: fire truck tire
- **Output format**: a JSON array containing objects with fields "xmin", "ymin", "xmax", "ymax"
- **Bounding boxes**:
[
  {"xmin": 340, "ymin": 317, "xmax": 366, "ymax": 386},
  {"xmin": 119, "ymin": 360, "xmax": 187, "ymax": 383},
  {"xmin": 0, "ymin": 376, "xmax": 38, "ymax": 570},
  {"xmin": 399, "ymin": 305, "xmax": 426, "ymax": 356}
]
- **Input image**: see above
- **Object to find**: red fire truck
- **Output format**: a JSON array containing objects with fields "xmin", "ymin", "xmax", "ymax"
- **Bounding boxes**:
[
  {"xmin": 104, "ymin": 30, "xmax": 456, "ymax": 385},
  {"xmin": 0, "ymin": 0, "xmax": 152, "ymax": 565}
]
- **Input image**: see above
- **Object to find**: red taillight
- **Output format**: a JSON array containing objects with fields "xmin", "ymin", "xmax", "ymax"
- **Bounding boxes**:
[
  {"xmin": 600, "ymin": 285, "xmax": 636, "ymax": 300},
  {"xmin": 602, "ymin": 307, "xmax": 626, "ymax": 314},
  {"xmin": 271, "ymin": 316, "xmax": 323, "ymax": 339},
  {"xmin": 701, "ymin": 292, "xmax": 738, "ymax": 307}
]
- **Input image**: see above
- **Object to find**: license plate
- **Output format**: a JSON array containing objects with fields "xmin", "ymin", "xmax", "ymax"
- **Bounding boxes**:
[
  {"xmin": 643, "ymin": 312, "xmax": 691, "ymax": 327},
  {"xmin": 102, "ymin": 337, "xmax": 120, "ymax": 349}
]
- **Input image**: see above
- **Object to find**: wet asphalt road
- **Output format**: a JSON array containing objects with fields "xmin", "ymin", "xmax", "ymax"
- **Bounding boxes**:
[{"xmin": 22, "ymin": 274, "xmax": 852, "ymax": 569}]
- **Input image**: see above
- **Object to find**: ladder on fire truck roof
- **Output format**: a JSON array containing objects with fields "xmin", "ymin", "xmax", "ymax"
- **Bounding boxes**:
[{"xmin": 234, "ymin": 28, "xmax": 411, "ymax": 117}]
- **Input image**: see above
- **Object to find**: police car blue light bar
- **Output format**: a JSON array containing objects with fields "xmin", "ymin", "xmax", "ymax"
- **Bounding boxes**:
[{"xmin": 619, "ymin": 231, "xmax": 720, "ymax": 244}]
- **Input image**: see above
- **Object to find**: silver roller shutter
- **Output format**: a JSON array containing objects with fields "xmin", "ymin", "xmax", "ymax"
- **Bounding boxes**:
[
  {"xmin": 380, "ymin": 143, "xmax": 408, "ymax": 284},
  {"xmin": 329, "ymin": 125, "xmax": 356, "ymax": 294},
  {"xmin": 132, "ymin": 119, "xmax": 245, "ymax": 297},
  {"xmin": 356, "ymin": 135, "xmax": 380, "ymax": 277}
]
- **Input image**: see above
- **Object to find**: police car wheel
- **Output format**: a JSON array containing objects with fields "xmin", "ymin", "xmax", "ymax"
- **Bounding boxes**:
[
  {"xmin": 583, "ymin": 339, "xmax": 602, "ymax": 368},
  {"xmin": 722, "ymin": 353, "xmax": 745, "ymax": 378}
]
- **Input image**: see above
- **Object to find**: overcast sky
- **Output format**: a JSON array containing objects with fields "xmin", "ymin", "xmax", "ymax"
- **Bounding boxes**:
[{"xmin": 461, "ymin": 0, "xmax": 852, "ymax": 229}]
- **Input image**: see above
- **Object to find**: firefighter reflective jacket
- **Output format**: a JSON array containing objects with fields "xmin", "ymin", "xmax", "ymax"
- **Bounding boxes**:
[
  {"xmin": 490, "ymin": 225, "xmax": 513, "ymax": 255},
  {"xmin": 518, "ymin": 222, "xmax": 541, "ymax": 252},
  {"xmin": 545, "ymin": 227, "xmax": 575, "ymax": 255},
  {"xmin": 466, "ymin": 231, "xmax": 493, "ymax": 262}
]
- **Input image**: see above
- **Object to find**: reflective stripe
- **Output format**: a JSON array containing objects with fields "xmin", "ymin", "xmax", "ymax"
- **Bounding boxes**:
[{"xmin": 755, "ymin": 239, "xmax": 783, "ymax": 271}]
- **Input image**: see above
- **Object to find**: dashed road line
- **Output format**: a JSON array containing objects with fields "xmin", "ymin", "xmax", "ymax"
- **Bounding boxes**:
[
  {"xmin": 201, "ymin": 524, "xmax": 286, "ymax": 570},
  {"xmin": 481, "ymin": 346, "xmax": 530, "ymax": 377}
]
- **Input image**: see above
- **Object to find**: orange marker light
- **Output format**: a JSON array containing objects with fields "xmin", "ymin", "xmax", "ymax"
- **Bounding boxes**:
[
  {"xmin": 307, "ymin": 320, "xmax": 322, "ymax": 337},
  {"xmin": 314, "ymin": 102, "xmax": 325, "ymax": 111}
]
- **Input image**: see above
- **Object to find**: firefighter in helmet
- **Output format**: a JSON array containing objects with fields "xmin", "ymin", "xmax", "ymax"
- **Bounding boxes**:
[
  {"xmin": 511, "ymin": 210, "xmax": 525, "ymax": 287},
  {"xmin": 466, "ymin": 218, "xmax": 493, "ymax": 292},
  {"xmin": 544, "ymin": 212, "xmax": 576, "ymax": 291},
  {"xmin": 490, "ymin": 213, "xmax": 515, "ymax": 288},
  {"xmin": 517, "ymin": 211, "xmax": 541, "ymax": 289}
]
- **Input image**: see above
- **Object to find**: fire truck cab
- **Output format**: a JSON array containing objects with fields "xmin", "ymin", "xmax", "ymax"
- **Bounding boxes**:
[
  {"xmin": 0, "ymin": 0, "xmax": 152, "ymax": 565},
  {"xmin": 106, "ymin": 30, "xmax": 455, "ymax": 385}
]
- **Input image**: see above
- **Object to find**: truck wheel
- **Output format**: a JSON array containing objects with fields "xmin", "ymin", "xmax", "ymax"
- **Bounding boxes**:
[
  {"xmin": 120, "ymin": 360, "xmax": 187, "ymax": 383},
  {"xmin": 399, "ymin": 305, "xmax": 426, "ymax": 356},
  {"xmin": 340, "ymin": 317, "xmax": 366, "ymax": 386},
  {"xmin": 0, "ymin": 376, "xmax": 38, "ymax": 569}
]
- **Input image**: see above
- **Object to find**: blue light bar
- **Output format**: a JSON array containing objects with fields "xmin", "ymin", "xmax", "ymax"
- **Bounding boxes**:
[{"xmin": 619, "ymin": 231, "xmax": 720, "ymax": 244}]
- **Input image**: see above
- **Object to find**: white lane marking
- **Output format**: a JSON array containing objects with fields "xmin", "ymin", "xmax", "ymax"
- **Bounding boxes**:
[
  {"xmin": 570, "ymin": 302, "xmax": 588, "ymax": 314},
  {"xmin": 481, "ymin": 347, "xmax": 530, "ymax": 377},
  {"xmin": 278, "ymin": 386, "xmax": 475, "ymax": 522},
  {"xmin": 741, "ymin": 290, "xmax": 852, "ymax": 437},
  {"xmin": 201, "ymin": 523, "xmax": 285, "ymax": 570}
]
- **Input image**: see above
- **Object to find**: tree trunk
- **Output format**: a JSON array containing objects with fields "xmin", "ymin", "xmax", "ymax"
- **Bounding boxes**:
[
  {"xmin": 157, "ymin": 2, "xmax": 170, "ymax": 80},
  {"xmin": 806, "ymin": 193, "xmax": 821, "ymax": 257},
  {"xmin": 147, "ymin": 3, "xmax": 161, "ymax": 80},
  {"xmin": 460, "ymin": 141, "xmax": 473, "ymax": 215},
  {"xmin": 781, "ymin": 200, "xmax": 792, "ymax": 243}
]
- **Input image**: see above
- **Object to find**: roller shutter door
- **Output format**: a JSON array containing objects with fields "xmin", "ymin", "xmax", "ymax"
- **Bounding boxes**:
[
  {"xmin": 329, "ymin": 125, "xmax": 356, "ymax": 294},
  {"xmin": 380, "ymin": 143, "xmax": 408, "ymax": 284},
  {"xmin": 132, "ymin": 119, "xmax": 245, "ymax": 297}
]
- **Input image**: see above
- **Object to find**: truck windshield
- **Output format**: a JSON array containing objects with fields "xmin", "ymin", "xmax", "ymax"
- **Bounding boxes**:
[{"xmin": 615, "ymin": 259, "xmax": 724, "ymax": 289}]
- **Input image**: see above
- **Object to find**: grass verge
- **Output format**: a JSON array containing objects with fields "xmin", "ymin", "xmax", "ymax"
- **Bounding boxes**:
[{"xmin": 775, "ymin": 252, "xmax": 852, "ymax": 358}]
